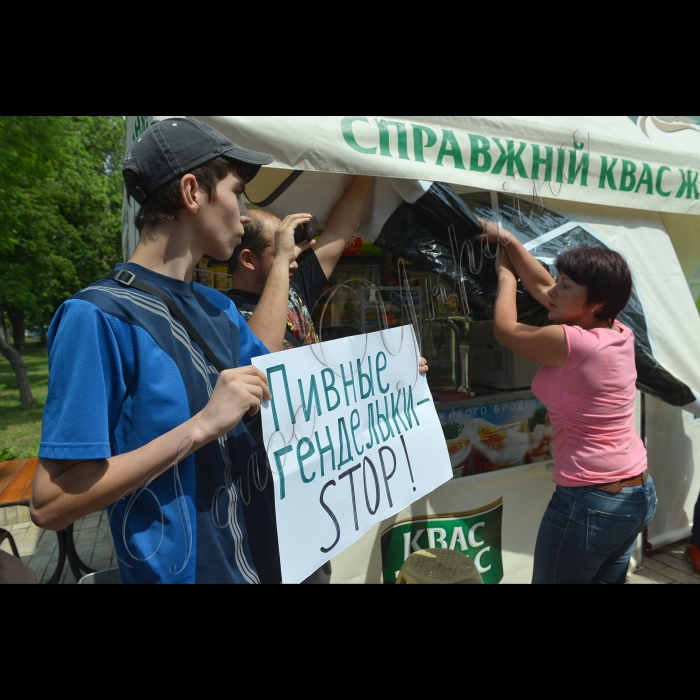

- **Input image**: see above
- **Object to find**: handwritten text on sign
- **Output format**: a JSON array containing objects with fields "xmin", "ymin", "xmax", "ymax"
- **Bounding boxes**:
[{"xmin": 252, "ymin": 326, "xmax": 452, "ymax": 583}]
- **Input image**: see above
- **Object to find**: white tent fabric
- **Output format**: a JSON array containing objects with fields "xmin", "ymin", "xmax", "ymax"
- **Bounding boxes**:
[{"xmin": 185, "ymin": 115, "xmax": 700, "ymax": 216}]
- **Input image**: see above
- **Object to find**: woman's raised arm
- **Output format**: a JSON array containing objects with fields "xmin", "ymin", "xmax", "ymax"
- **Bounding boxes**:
[
  {"xmin": 492, "ymin": 247, "xmax": 568, "ymax": 367},
  {"xmin": 476, "ymin": 218, "xmax": 555, "ymax": 309}
]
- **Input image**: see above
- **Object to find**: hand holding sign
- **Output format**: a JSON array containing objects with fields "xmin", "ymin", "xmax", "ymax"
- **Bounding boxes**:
[{"xmin": 196, "ymin": 366, "xmax": 270, "ymax": 440}]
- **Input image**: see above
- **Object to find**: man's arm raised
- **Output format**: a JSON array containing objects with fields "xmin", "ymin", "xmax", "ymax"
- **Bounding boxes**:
[
  {"xmin": 312, "ymin": 175, "xmax": 375, "ymax": 280},
  {"xmin": 247, "ymin": 213, "xmax": 313, "ymax": 352}
]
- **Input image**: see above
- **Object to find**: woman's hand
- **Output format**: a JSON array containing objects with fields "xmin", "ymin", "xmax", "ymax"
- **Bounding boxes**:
[
  {"xmin": 475, "ymin": 218, "xmax": 513, "ymax": 244},
  {"xmin": 495, "ymin": 246, "xmax": 517, "ymax": 280},
  {"xmin": 419, "ymin": 357, "xmax": 429, "ymax": 374}
]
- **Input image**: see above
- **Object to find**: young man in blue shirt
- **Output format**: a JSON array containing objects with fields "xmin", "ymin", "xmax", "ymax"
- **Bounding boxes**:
[{"xmin": 31, "ymin": 118, "xmax": 308, "ymax": 583}]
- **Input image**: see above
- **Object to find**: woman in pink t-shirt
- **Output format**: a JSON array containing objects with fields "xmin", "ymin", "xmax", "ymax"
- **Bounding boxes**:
[{"xmin": 478, "ymin": 219, "xmax": 657, "ymax": 584}]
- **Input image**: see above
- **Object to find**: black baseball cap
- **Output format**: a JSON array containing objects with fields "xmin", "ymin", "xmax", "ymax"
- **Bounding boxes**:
[{"xmin": 122, "ymin": 117, "xmax": 274, "ymax": 205}]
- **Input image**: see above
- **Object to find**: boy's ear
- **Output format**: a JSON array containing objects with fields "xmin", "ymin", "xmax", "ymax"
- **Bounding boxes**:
[{"xmin": 180, "ymin": 174, "xmax": 200, "ymax": 212}]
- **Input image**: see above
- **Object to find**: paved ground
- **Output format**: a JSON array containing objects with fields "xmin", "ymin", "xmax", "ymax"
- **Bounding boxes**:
[
  {"xmin": 627, "ymin": 537, "xmax": 700, "ymax": 584},
  {"xmin": 2, "ymin": 507, "xmax": 698, "ymax": 583},
  {"xmin": 1, "ymin": 509, "xmax": 118, "ymax": 584}
]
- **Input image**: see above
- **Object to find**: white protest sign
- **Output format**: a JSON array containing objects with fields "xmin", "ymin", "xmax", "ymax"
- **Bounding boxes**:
[{"xmin": 252, "ymin": 325, "xmax": 452, "ymax": 583}]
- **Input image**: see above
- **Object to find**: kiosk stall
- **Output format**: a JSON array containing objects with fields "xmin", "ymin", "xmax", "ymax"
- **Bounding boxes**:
[{"xmin": 123, "ymin": 116, "xmax": 700, "ymax": 582}]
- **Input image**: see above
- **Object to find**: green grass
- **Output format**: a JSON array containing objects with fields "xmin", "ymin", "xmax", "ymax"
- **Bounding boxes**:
[{"xmin": 0, "ymin": 340, "xmax": 48, "ymax": 459}]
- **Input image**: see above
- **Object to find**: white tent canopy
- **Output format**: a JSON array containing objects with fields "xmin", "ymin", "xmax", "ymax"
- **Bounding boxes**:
[{"xmin": 187, "ymin": 115, "xmax": 700, "ymax": 216}]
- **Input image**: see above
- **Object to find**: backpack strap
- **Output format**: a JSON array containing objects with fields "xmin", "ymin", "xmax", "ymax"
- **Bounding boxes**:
[{"xmin": 107, "ymin": 270, "xmax": 226, "ymax": 374}]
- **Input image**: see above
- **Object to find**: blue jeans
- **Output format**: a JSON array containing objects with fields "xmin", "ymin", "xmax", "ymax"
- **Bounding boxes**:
[{"xmin": 532, "ymin": 474, "xmax": 657, "ymax": 584}]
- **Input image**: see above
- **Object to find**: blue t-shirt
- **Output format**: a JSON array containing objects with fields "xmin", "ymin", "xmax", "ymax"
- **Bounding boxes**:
[{"xmin": 39, "ymin": 263, "xmax": 272, "ymax": 584}]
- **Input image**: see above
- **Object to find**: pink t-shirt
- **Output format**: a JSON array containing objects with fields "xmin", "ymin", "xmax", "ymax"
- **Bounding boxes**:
[{"xmin": 531, "ymin": 321, "xmax": 647, "ymax": 487}]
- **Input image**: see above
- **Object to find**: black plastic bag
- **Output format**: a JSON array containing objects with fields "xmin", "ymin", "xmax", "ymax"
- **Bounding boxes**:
[{"xmin": 375, "ymin": 182, "xmax": 696, "ymax": 410}]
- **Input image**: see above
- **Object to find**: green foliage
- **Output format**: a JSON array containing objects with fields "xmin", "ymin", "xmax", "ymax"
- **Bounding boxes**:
[
  {"xmin": 0, "ymin": 343, "xmax": 48, "ymax": 457},
  {"xmin": 0, "ymin": 446, "xmax": 20, "ymax": 461},
  {"xmin": 0, "ymin": 116, "xmax": 125, "ymax": 327},
  {"xmin": 0, "ymin": 116, "xmax": 61, "ymax": 256},
  {"xmin": 528, "ymin": 407, "xmax": 547, "ymax": 433}
]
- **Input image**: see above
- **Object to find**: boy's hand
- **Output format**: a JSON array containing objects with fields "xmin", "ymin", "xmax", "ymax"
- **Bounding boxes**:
[{"xmin": 197, "ymin": 366, "xmax": 271, "ymax": 440}]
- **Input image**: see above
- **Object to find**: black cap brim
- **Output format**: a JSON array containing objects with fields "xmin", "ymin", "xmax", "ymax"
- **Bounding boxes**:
[{"xmin": 221, "ymin": 145, "xmax": 274, "ymax": 183}]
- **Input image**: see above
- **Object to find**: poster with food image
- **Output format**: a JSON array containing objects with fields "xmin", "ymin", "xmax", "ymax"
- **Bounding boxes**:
[{"xmin": 438, "ymin": 398, "xmax": 552, "ymax": 477}]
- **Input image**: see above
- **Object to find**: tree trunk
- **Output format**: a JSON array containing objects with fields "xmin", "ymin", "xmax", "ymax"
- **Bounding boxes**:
[
  {"xmin": 0, "ymin": 311, "xmax": 36, "ymax": 409},
  {"xmin": 7, "ymin": 306, "xmax": 26, "ymax": 353},
  {"xmin": 0, "ymin": 307, "xmax": 11, "ymax": 346}
]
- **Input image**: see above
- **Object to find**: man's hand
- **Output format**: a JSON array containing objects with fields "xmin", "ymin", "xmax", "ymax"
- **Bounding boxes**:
[
  {"xmin": 274, "ymin": 213, "xmax": 314, "ymax": 265},
  {"xmin": 196, "ymin": 366, "xmax": 271, "ymax": 440}
]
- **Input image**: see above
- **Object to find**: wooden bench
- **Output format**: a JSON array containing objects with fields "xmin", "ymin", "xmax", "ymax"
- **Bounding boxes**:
[
  {"xmin": 0, "ymin": 457, "xmax": 39, "ymax": 509},
  {"xmin": 0, "ymin": 458, "xmax": 94, "ymax": 583},
  {"xmin": 0, "ymin": 458, "xmax": 42, "ymax": 568}
]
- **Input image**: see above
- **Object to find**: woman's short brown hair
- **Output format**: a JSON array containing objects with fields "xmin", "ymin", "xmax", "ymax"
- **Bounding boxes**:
[{"xmin": 554, "ymin": 245, "xmax": 632, "ymax": 323}]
